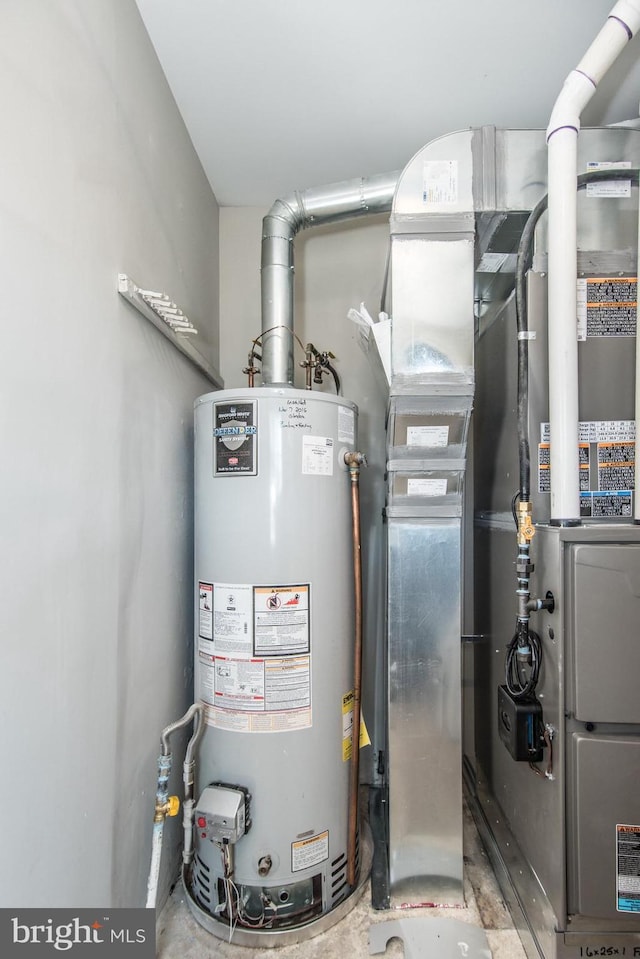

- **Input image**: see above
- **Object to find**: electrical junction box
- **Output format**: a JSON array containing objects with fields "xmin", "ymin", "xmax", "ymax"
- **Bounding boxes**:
[
  {"xmin": 195, "ymin": 783, "xmax": 250, "ymax": 844},
  {"xmin": 497, "ymin": 685, "xmax": 543, "ymax": 762}
]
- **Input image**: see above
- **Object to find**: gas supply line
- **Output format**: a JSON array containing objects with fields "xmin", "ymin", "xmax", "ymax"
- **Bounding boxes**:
[{"xmin": 146, "ymin": 703, "xmax": 205, "ymax": 909}]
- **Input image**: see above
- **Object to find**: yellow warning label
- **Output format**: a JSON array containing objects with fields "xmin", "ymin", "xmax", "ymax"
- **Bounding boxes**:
[{"xmin": 342, "ymin": 690, "xmax": 371, "ymax": 761}]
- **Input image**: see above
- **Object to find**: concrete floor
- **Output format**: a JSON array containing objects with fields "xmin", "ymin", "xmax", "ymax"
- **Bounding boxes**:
[{"xmin": 156, "ymin": 802, "xmax": 527, "ymax": 959}]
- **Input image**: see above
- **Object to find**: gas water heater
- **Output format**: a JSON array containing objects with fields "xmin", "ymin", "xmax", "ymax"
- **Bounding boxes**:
[{"xmin": 184, "ymin": 386, "xmax": 365, "ymax": 944}]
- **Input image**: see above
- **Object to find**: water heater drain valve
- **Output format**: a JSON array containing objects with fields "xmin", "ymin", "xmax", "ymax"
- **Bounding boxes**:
[{"xmin": 195, "ymin": 783, "xmax": 251, "ymax": 845}]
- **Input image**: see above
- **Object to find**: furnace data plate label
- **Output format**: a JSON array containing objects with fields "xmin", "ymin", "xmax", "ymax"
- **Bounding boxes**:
[
  {"xmin": 291, "ymin": 831, "xmax": 329, "ymax": 873},
  {"xmin": 302, "ymin": 435, "xmax": 334, "ymax": 476},
  {"xmin": 617, "ymin": 824, "xmax": 640, "ymax": 912},
  {"xmin": 538, "ymin": 422, "xmax": 636, "ymax": 503},
  {"xmin": 538, "ymin": 443, "xmax": 590, "ymax": 494},
  {"xmin": 213, "ymin": 400, "xmax": 257, "ymax": 475},
  {"xmin": 541, "ymin": 421, "xmax": 636, "ymax": 443},
  {"xmin": 597, "ymin": 442, "xmax": 635, "ymax": 492},
  {"xmin": 576, "ymin": 277, "xmax": 637, "ymax": 340},
  {"xmin": 580, "ymin": 490, "xmax": 632, "ymax": 518}
]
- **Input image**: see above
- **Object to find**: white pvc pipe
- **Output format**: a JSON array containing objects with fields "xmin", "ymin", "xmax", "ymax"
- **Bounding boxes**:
[
  {"xmin": 547, "ymin": 129, "xmax": 581, "ymax": 522},
  {"xmin": 546, "ymin": 0, "xmax": 640, "ymax": 523}
]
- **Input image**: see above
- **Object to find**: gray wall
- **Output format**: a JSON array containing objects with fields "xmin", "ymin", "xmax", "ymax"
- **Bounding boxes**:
[
  {"xmin": 0, "ymin": 1, "xmax": 219, "ymax": 908},
  {"xmin": 220, "ymin": 207, "xmax": 390, "ymax": 779}
]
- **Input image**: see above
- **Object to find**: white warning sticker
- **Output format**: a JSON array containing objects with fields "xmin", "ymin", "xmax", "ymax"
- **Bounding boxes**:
[
  {"xmin": 213, "ymin": 656, "xmax": 265, "ymax": 710},
  {"xmin": 264, "ymin": 655, "xmax": 311, "ymax": 711},
  {"xmin": 291, "ymin": 831, "xmax": 329, "ymax": 873},
  {"xmin": 211, "ymin": 583, "xmax": 253, "ymax": 656},
  {"xmin": 407, "ymin": 477, "xmax": 447, "ymax": 496},
  {"xmin": 406, "ymin": 425, "xmax": 449, "ymax": 448},
  {"xmin": 205, "ymin": 704, "xmax": 312, "ymax": 733},
  {"xmin": 338, "ymin": 406, "xmax": 355, "ymax": 444},
  {"xmin": 198, "ymin": 650, "xmax": 215, "ymax": 704},
  {"xmin": 302, "ymin": 435, "xmax": 334, "ymax": 476},
  {"xmin": 423, "ymin": 159, "xmax": 458, "ymax": 205},
  {"xmin": 198, "ymin": 582, "xmax": 213, "ymax": 640},
  {"xmin": 586, "ymin": 160, "xmax": 632, "ymax": 198}
]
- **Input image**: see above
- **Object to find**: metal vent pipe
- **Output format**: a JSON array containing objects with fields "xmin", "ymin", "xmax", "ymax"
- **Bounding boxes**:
[{"xmin": 260, "ymin": 172, "xmax": 399, "ymax": 386}]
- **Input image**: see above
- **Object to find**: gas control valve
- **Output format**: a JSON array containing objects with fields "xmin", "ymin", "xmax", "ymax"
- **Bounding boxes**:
[{"xmin": 195, "ymin": 782, "xmax": 251, "ymax": 845}]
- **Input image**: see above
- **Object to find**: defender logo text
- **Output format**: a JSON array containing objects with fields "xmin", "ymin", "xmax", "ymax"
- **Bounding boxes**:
[{"xmin": 11, "ymin": 917, "xmax": 147, "ymax": 950}]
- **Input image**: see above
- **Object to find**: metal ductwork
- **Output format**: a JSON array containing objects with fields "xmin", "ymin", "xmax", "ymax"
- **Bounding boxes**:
[{"xmin": 260, "ymin": 172, "xmax": 399, "ymax": 386}]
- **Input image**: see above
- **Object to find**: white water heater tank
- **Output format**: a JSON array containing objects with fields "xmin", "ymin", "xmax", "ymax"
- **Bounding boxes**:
[{"xmin": 186, "ymin": 387, "xmax": 363, "ymax": 944}]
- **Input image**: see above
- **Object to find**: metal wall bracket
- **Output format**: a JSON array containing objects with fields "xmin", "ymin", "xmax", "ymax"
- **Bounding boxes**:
[{"xmin": 117, "ymin": 273, "xmax": 223, "ymax": 388}]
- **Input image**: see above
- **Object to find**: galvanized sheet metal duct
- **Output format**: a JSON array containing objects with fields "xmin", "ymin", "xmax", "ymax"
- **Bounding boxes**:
[{"xmin": 260, "ymin": 172, "xmax": 399, "ymax": 385}]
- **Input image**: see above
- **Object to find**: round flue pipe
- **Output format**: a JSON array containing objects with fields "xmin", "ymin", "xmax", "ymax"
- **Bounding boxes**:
[
  {"xmin": 546, "ymin": 0, "xmax": 640, "ymax": 524},
  {"xmin": 260, "ymin": 172, "xmax": 398, "ymax": 386}
]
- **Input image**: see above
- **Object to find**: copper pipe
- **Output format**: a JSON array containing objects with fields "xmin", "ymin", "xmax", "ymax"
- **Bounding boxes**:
[{"xmin": 344, "ymin": 450, "xmax": 366, "ymax": 887}]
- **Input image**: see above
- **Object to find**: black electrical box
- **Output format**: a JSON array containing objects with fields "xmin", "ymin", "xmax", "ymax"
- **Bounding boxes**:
[{"xmin": 497, "ymin": 685, "xmax": 544, "ymax": 761}]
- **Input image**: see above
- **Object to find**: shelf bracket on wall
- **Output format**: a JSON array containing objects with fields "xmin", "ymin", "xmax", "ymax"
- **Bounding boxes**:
[{"xmin": 117, "ymin": 273, "xmax": 223, "ymax": 388}]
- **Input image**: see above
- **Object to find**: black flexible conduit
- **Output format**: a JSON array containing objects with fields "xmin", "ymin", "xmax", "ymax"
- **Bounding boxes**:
[{"xmin": 514, "ymin": 168, "xmax": 640, "ymax": 509}]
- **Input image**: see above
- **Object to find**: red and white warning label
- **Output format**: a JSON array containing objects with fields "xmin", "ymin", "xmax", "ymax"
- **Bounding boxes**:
[
  {"xmin": 213, "ymin": 655, "xmax": 265, "ymax": 710},
  {"xmin": 254, "ymin": 585, "xmax": 310, "ymax": 655}
]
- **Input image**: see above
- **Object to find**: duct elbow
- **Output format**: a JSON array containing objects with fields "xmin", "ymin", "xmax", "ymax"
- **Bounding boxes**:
[{"xmin": 263, "ymin": 194, "xmax": 306, "ymax": 242}]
